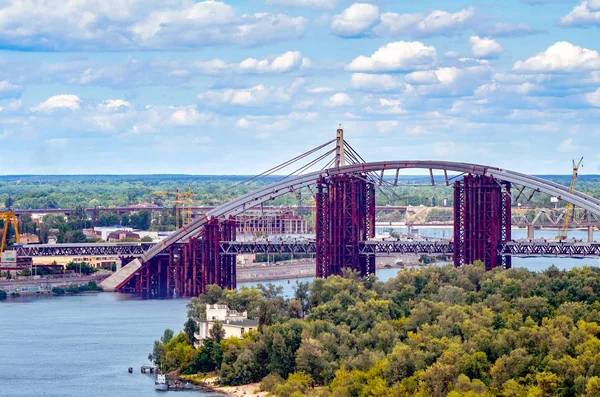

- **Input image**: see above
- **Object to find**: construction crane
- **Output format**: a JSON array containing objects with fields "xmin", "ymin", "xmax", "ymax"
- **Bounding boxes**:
[
  {"xmin": 185, "ymin": 184, "xmax": 193, "ymax": 225},
  {"xmin": 0, "ymin": 211, "xmax": 20, "ymax": 253},
  {"xmin": 153, "ymin": 189, "xmax": 186, "ymax": 229},
  {"xmin": 556, "ymin": 157, "xmax": 583, "ymax": 241}
]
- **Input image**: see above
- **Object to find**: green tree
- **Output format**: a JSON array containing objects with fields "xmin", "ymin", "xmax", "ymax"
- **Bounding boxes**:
[{"xmin": 183, "ymin": 318, "xmax": 197, "ymax": 345}]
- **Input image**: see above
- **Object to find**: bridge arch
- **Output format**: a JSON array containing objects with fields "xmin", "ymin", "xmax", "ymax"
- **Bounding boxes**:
[{"xmin": 141, "ymin": 160, "xmax": 600, "ymax": 263}]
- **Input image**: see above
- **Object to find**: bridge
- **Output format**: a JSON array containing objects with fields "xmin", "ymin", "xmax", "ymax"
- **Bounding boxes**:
[
  {"xmin": 16, "ymin": 239, "xmax": 600, "ymax": 259},
  {"xmin": 88, "ymin": 129, "xmax": 600, "ymax": 299}
]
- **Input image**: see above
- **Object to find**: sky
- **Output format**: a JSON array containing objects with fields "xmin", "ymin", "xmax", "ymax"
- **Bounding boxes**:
[{"xmin": 1, "ymin": 0, "xmax": 600, "ymax": 175}]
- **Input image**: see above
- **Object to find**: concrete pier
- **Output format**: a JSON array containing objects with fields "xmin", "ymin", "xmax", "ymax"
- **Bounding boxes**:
[
  {"xmin": 527, "ymin": 225, "xmax": 535, "ymax": 240},
  {"xmin": 588, "ymin": 226, "xmax": 594, "ymax": 243}
]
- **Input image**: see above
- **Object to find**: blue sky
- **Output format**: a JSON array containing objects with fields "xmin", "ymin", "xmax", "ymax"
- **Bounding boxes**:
[{"xmin": 1, "ymin": 0, "xmax": 600, "ymax": 175}]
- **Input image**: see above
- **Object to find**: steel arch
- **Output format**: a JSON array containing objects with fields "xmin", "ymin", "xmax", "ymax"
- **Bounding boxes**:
[{"xmin": 141, "ymin": 161, "xmax": 600, "ymax": 263}]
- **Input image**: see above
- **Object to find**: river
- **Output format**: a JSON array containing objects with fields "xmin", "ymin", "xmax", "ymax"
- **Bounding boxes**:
[{"xmin": 2, "ymin": 247, "xmax": 599, "ymax": 396}]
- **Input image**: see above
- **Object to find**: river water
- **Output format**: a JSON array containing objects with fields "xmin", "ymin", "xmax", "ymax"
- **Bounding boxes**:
[{"xmin": 2, "ymin": 235, "xmax": 599, "ymax": 397}]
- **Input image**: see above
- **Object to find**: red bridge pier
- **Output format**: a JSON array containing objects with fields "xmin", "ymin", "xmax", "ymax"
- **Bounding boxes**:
[
  {"xmin": 315, "ymin": 174, "xmax": 376, "ymax": 278},
  {"xmin": 120, "ymin": 216, "xmax": 236, "ymax": 299},
  {"xmin": 453, "ymin": 175, "xmax": 511, "ymax": 270}
]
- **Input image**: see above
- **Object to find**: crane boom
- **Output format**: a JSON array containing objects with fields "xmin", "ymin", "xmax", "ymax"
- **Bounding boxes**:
[
  {"xmin": 557, "ymin": 157, "xmax": 583, "ymax": 241},
  {"xmin": 0, "ymin": 211, "xmax": 20, "ymax": 253}
]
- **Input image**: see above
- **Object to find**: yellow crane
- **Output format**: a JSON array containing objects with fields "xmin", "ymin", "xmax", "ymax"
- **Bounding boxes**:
[
  {"xmin": 153, "ymin": 186, "xmax": 195, "ymax": 228},
  {"xmin": 0, "ymin": 211, "xmax": 20, "ymax": 253},
  {"xmin": 153, "ymin": 189, "xmax": 186, "ymax": 229},
  {"xmin": 556, "ymin": 157, "xmax": 583, "ymax": 241}
]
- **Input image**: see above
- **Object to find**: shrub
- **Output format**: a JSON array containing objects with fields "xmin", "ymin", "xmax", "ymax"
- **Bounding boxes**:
[
  {"xmin": 260, "ymin": 373, "xmax": 284, "ymax": 393},
  {"xmin": 0, "ymin": 289, "xmax": 7, "ymax": 300},
  {"xmin": 52, "ymin": 287, "xmax": 65, "ymax": 295}
]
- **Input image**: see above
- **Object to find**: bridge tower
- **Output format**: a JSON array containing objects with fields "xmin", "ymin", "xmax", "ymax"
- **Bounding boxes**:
[
  {"xmin": 453, "ymin": 175, "xmax": 511, "ymax": 270},
  {"xmin": 315, "ymin": 175, "xmax": 376, "ymax": 277}
]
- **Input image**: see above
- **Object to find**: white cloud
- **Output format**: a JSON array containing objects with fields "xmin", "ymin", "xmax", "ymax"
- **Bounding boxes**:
[
  {"xmin": 586, "ymin": 88, "xmax": 600, "ymax": 106},
  {"xmin": 405, "ymin": 71, "xmax": 440, "ymax": 85},
  {"xmin": 266, "ymin": 0, "xmax": 337, "ymax": 10},
  {"xmin": 560, "ymin": 1, "xmax": 600, "ymax": 26},
  {"xmin": 346, "ymin": 41, "xmax": 437, "ymax": 72},
  {"xmin": 236, "ymin": 118, "xmax": 250, "ymax": 128},
  {"xmin": 0, "ymin": 80, "xmax": 22, "ymax": 98},
  {"xmin": 477, "ymin": 22, "xmax": 540, "ymax": 37},
  {"xmin": 513, "ymin": 42, "xmax": 600, "ymax": 72},
  {"xmin": 330, "ymin": 3, "xmax": 380, "ymax": 37},
  {"xmin": 376, "ymin": 8, "xmax": 475, "ymax": 37},
  {"xmin": 239, "ymin": 51, "xmax": 310, "ymax": 73},
  {"xmin": 308, "ymin": 87, "xmax": 334, "ymax": 93},
  {"xmin": 170, "ymin": 106, "xmax": 211, "ymax": 126},
  {"xmin": 197, "ymin": 79, "xmax": 304, "ymax": 107},
  {"xmin": 350, "ymin": 73, "xmax": 404, "ymax": 92},
  {"xmin": 469, "ymin": 36, "xmax": 503, "ymax": 58},
  {"xmin": 0, "ymin": 0, "xmax": 307, "ymax": 50},
  {"xmin": 558, "ymin": 137, "xmax": 581, "ymax": 152},
  {"xmin": 31, "ymin": 94, "xmax": 81, "ymax": 112},
  {"xmin": 99, "ymin": 99, "xmax": 130, "ymax": 110},
  {"xmin": 327, "ymin": 93, "xmax": 353, "ymax": 107}
]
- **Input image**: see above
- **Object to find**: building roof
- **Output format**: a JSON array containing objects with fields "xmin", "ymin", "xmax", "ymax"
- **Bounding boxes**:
[{"xmin": 223, "ymin": 319, "xmax": 259, "ymax": 327}]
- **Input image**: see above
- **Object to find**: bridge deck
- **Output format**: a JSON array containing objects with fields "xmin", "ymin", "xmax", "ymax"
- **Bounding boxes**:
[{"xmin": 14, "ymin": 240, "xmax": 600, "ymax": 258}]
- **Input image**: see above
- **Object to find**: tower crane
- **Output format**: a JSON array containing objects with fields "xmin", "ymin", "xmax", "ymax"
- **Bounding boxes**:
[
  {"xmin": 0, "ymin": 211, "xmax": 20, "ymax": 253},
  {"xmin": 556, "ymin": 157, "xmax": 583, "ymax": 241},
  {"xmin": 153, "ymin": 189, "xmax": 185, "ymax": 229}
]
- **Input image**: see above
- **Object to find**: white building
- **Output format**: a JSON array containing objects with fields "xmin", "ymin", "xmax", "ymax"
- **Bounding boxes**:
[
  {"xmin": 194, "ymin": 304, "xmax": 258, "ymax": 348},
  {"xmin": 93, "ymin": 226, "xmax": 133, "ymax": 241}
]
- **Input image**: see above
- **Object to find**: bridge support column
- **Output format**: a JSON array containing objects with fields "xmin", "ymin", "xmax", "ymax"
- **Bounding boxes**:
[
  {"xmin": 527, "ymin": 225, "xmax": 535, "ymax": 240},
  {"xmin": 588, "ymin": 225, "xmax": 594, "ymax": 243},
  {"xmin": 200, "ymin": 216, "xmax": 237, "ymax": 293},
  {"xmin": 315, "ymin": 175, "xmax": 376, "ymax": 278},
  {"xmin": 453, "ymin": 175, "xmax": 511, "ymax": 270}
]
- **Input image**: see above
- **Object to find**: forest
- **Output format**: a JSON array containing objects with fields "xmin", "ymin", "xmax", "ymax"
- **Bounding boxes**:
[
  {"xmin": 3, "ymin": 173, "xmax": 600, "ymax": 211},
  {"xmin": 149, "ymin": 263, "xmax": 600, "ymax": 397}
]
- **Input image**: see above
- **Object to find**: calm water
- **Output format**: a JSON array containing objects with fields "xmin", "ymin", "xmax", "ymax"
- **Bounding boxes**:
[{"xmin": 3, "ymin": 247, "xmax": 598, "ymax": 397}]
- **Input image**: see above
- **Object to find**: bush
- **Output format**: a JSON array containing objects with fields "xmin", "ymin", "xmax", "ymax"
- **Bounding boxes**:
[
  {"xmin": 260, "ymin": 373, "xmax": 284, "ymax": 393},
  {"xmin": 274, "ymin": 372, "xmax": 313, "ymax": 397},
  {"xmin": 52, "ymin": 287, "xmax": 65, "ymax": 295},
  {"xmin": 65, "ymin": 285, "xmax": 80, "ymax": 294},
  {"xmin": 0, "ymin": 289, "xmax": 7, "ymax": 300}
]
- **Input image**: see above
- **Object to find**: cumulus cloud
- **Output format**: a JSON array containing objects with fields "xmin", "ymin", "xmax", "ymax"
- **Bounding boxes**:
[
  {"xmin": 586, "ymin": 88, "xmax": 600, "ymax": 106},
  {"xmin": 331, "ymin": 5, "xmax": 476, "ymax": 38},
  {"xmin": 31, "ymin": 94, "xmax": 81, "ymax": 112},
  {"xmin": 239, "ymin": 51, "xmax": 310, "ymax": 73},
  {"xmin": 330, "ymin": 3, "xmax": 380, "ymax": 37},
  {"xmin": 170, "ymin": 106, "xmax": 212, "ymax": 126},
  {"xmin": 266, "ymin": 0, "xmax": 337, "ymax": 10},
  {"xmin": 405, "ymin": 71, "xmax": 440, "ymax": 85},
  {"xmin": 0, "ymin": 0, "xmax": 306, "ymax": 51},
  {"xmin": 469, "ymin": 36, "xmax": 503, "ymax": 58},
  {"xmin": 350, "ymin": 73, "xmax": 404, "ymax": 92},
  {"xmin": 560, "ymin": 1, "xmax": 600, "ymax": 26},
  {"xmin": 327, "ymin": 93, "xmax": 353, "ymax": 106},
  {"xmin": 197, "ymin": 79, "xmax": 305, "ymax": 108},
  {"xmin": 375, "ymin": 8, "xmax": 476, "ymax": 37},
  {"xmin": 345, "ymin": 41, "xmax": 437, "ymax": 72},
  {"xmin": 513, "ymin": 42, "xmax": 600, "ymax": 72}
]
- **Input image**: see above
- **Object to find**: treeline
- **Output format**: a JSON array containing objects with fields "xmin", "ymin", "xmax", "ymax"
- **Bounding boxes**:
[
  {"xmin": 151, "ymin": 264, "xmax": 600, "ymax": 397},
  {"xmin": 5, "ymin": 175, "xmax": 595, "ymax": 212}
]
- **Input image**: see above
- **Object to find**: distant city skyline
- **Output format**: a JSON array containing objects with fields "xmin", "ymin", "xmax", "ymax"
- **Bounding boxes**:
[{"xmin": 1, "ymin": 0, "xmax": 599, "ymax": 175}]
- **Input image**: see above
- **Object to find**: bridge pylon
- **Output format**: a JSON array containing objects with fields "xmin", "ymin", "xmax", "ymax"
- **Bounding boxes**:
[
  {"xmin": 315, "ymin": 174, "xmax": 376, "ymax": 277},
  {"xmin": 453, "ymin": 175, "xmax": 511, "ymax": 270}
]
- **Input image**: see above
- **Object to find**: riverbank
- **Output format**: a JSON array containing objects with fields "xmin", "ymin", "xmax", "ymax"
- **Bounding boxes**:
[
  {"xmin": 202, "ymin": 377, "xmax": 267, "ymax": 397},
  {"xmin": 0, "ymin": 273, "xmax": 108, "ymax": 297}
]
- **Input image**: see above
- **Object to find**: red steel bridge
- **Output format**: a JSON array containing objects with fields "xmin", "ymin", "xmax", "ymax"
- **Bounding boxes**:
[{"xmin": 81, "ymin": 129, "xmax": 600, "ymax": 299}]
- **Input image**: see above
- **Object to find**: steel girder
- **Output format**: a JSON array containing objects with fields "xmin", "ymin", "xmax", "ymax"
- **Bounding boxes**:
[
  {"xmin": 499, "ymin": 242, "xmax": 600, "ymax": 257},
  {"xmin": 141, "ymin": 160, "xmax": 600, "ymax": 265},
  {"xmin": 15, "ymin": 242, "xmax": 155, "ymax": 257}
]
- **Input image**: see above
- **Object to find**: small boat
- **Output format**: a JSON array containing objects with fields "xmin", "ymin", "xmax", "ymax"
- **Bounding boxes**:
[{"xmin": 155, "ymin": 374, "xmax": 168, "ymax": 391}]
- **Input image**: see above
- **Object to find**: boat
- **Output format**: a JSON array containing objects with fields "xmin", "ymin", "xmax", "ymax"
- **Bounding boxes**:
[{"xmin": 155, "ymin": 374, "xmax": 168, "ymax": 391}]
